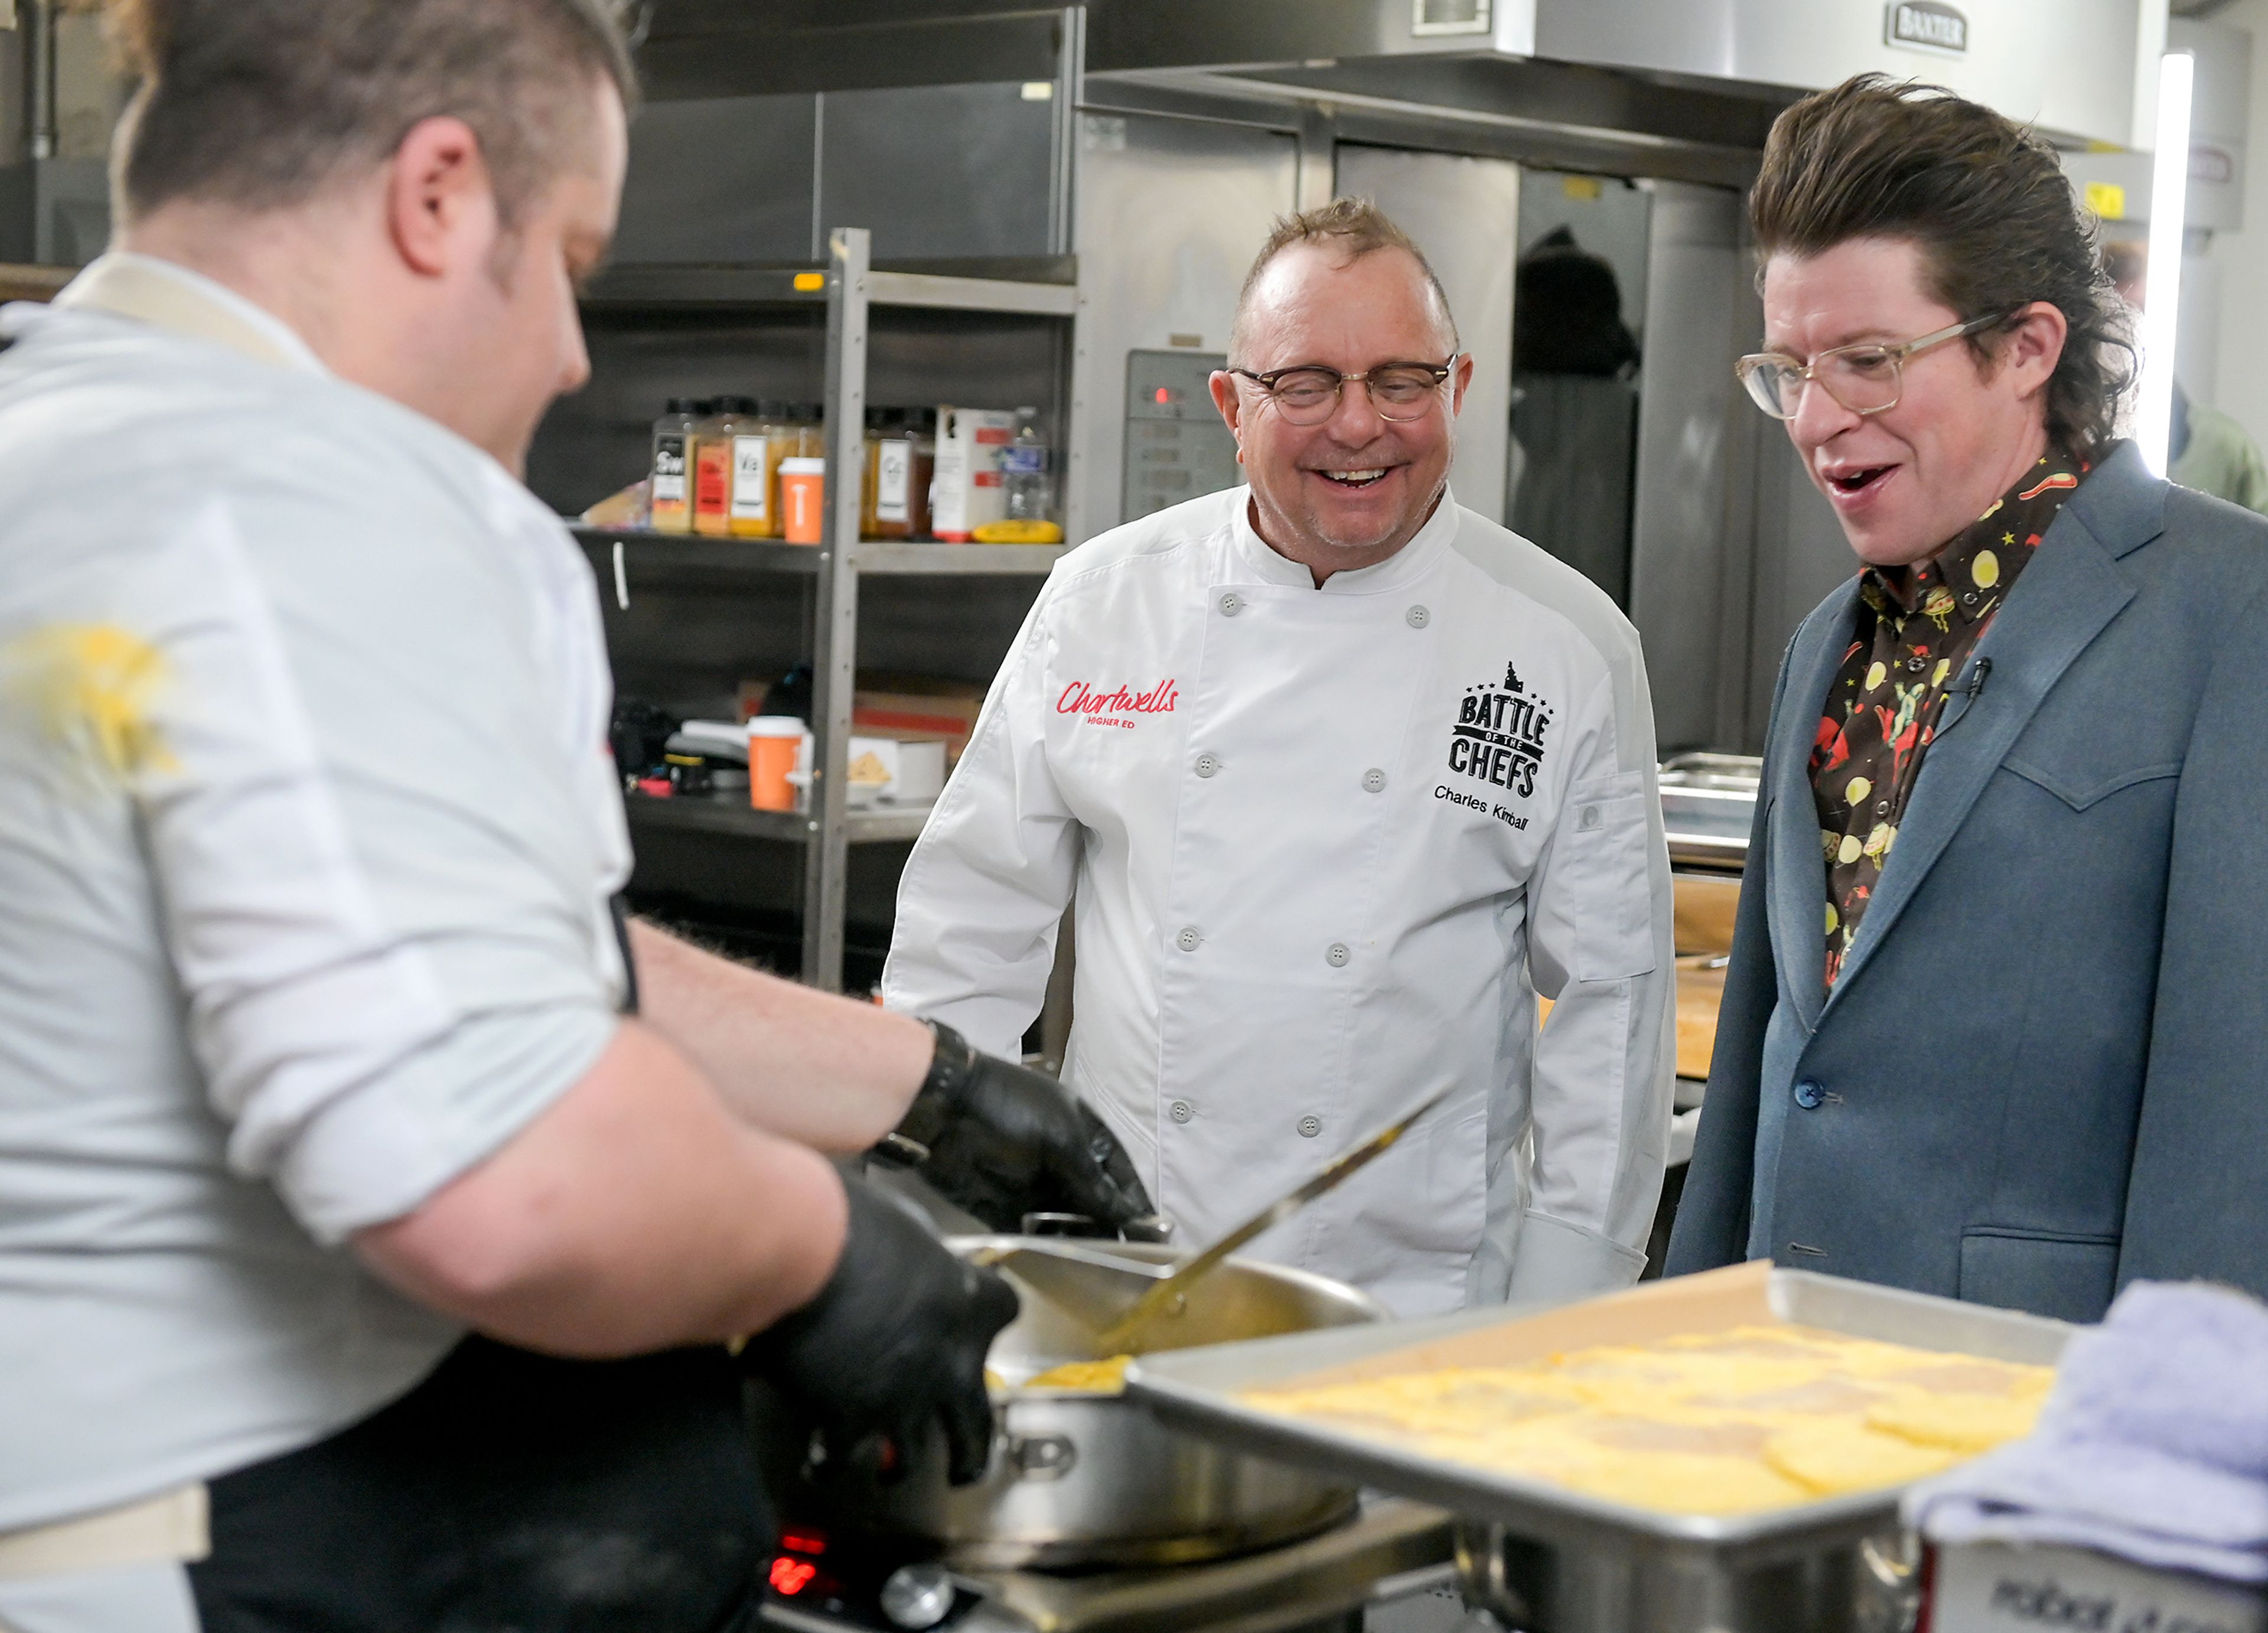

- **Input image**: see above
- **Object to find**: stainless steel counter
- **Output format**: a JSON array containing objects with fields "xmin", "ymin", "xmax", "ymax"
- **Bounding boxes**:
[
  {"xmin": 1660, "ymin": 752, "xmax": 1759, "ymax": 873},
  {"xmin": 758, "ymin": 1498, "xmax": 1454, "ymax": 1633}
]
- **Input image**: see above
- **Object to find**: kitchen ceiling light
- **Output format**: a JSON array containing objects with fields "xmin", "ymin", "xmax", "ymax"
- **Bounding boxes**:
[{"xmin": 2137, "ymin": 50, "xmax": 2195, "ymax": 478}]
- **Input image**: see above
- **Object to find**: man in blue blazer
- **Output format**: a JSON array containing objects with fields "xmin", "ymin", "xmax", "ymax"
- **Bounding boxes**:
[{"xmin": 1666, "ymin": 74, "xmax": 2268, "ymax": 1323}]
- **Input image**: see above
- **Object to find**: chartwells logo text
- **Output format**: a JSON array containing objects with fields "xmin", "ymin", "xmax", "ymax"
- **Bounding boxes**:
[
  {"xmin": 1886, "ymin": 1, "xmax": 1967, "ymax": 55},
  {"xmin": 1445, "ymin": 662, "xmax": 1552, "ymax": 799}
]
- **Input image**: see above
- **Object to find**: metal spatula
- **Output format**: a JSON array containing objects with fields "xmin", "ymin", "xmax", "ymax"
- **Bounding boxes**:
[
  {"xmin": 1091, "ymin": 1084, "xmax": 1456, "ymax": 1354},
  {"xmin": 972, "ymin": 1236, "xmax": 1178, "ymax": 1334}
]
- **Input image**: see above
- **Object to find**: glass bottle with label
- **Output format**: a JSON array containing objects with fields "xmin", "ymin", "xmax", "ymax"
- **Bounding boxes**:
[
  {"xmin": 692, "ymin": 398, "xmax": 747, "ymax": 537},
  {"xmin": 649, "ymin": 397, "xmax": 698, "ymax": 534},
  {"xmin": 907, "ymin": 408, "xmax": 937, "ymax": 539},
  {"xmin": 774, "ymin": 403, "xmax": 823, "ymax": 533},
  {"xmin": 1002, "ymin": 406, "xmax": 1052, "ymax": 522},
  {"xmin": 871, "ymin": 409, "xmax": 920, "ymax": 540},
  {"xmin": 728, "ymin": 398, "xmax": 781, "ymax": 539},
  {"xmin": 859, "ymin": 408, "xmax": 897, "ymax": 540},
  {"xmin": 797, "ymin": 402, "xmax": 827, "ymax": 458}
]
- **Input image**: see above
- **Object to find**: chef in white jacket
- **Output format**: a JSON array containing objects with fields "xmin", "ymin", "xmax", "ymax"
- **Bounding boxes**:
[{"xmin": 885, "ymin": 199, "xmax": 1674, "ymax": 1316}]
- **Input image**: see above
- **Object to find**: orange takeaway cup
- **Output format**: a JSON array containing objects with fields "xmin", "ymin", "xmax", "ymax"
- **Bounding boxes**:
[
  {"xmin": 747, "ymin": 716, "xmax": 806, "ymax": 811},
  {"xmin": 780, "ymin": 458, "xmax": 827, "ymax": 544}
]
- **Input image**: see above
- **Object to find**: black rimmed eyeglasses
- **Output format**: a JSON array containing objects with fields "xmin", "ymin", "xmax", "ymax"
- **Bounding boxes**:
[{"xmin": 1227, "ymin": 357, "xmax": 1461, "ymax": 426}]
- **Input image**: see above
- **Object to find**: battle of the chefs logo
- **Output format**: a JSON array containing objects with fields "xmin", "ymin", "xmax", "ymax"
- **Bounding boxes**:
[{"xmin": 1442, "ymin": 660, "xmax": 1552, "ymax": 806}]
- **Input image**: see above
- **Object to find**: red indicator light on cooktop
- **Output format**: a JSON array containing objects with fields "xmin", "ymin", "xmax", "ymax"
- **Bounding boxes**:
[
  {"xmin": 1153, "ymin": 387, "xmax": 1172, "ymax": 404},
  {"xmin": 780, "ymin": 1531, "xmax": 827, "ymax": 1556},
  {"xmin": 770, "ymin": 1557, "xmax": 819, "ymax": 1596}
]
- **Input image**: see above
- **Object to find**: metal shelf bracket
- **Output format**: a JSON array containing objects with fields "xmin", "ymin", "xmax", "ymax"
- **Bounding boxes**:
[{"xmin": 801, "ymin": 226, "xmax": 873, "ymax": 992}]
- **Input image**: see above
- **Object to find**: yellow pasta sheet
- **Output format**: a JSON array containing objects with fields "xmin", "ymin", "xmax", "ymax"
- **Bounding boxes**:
[{"xmin": 1241, "ymin": 1265, "xmax": 2053, "ymax": 1517}]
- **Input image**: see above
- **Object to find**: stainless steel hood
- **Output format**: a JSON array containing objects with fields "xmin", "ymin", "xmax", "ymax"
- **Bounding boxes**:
[
  {"xmin": 1088, "ymin": 0, "xmax": 2154, "ymax": 151},
  {"xmin": 640, "ymin": 1, "xmax": 2158, "ymax": 175}
]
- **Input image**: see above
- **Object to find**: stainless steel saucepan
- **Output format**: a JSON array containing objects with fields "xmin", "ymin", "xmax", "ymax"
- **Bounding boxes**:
[{"xmin": 795, "ymin": 1236, "xmax": 1387, "ymax": 1570}]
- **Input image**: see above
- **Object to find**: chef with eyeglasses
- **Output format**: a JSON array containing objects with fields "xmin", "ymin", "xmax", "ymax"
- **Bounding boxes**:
[{"xmin": 884, "ymin": 198, "xmax": 1674, "ymax": 1318}]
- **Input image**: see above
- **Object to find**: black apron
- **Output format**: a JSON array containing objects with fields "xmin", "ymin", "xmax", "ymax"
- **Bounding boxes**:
[
  {"xmin": 187, "ymin": 1338, "xmax": 771, "ymax": 1633},
  {"xmin": 190, "ymin": 902, "xmax": 768, "ymax": 1632}
]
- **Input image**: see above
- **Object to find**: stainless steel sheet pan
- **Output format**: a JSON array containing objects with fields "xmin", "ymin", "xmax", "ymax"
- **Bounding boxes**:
[{"xmin": 1124, "ymin": 1264, "xmax": 2073, "ymax": 1577}]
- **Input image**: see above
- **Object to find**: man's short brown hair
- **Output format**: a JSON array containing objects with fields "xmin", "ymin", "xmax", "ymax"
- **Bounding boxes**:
[
  {"xmin": 105, "ymin": 0, "xmax": 638, "ymax": 229},
  {"xmin": 1230, "ymin": 197, "xmax": 1458, "ymax": 364},
  {"xmin": 1751, "ymin": 74, "xmax": 2133, "ymax": 461}
]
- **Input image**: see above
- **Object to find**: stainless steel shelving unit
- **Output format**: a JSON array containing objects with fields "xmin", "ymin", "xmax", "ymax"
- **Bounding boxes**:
[
  {"xmin": 619, "ymin": 793, "xmax": 934, "ymax": 848},
  {"xmin": 578, "ymin": 531, "xmax": 1069, "ymax": 579},
  {"xmin": 581, "ymin": 227, "xmax": 1077, "ymax": 992}
]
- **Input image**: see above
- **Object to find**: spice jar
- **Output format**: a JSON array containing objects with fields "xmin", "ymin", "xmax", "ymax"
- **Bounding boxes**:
[
  {"xmin": 649, "ymin": 397, "xmax": 699, "ymax": 535},
  {"xmin": 872, "ymin": 409, "xmax": 927, "ymax": 540},
  {"xmin": 692, "ymin": 397, "xmax": 753, "ymax": 537},
  {"xmin": 726, "ymin": 397, "xmax": 782, "ymax": 539}
]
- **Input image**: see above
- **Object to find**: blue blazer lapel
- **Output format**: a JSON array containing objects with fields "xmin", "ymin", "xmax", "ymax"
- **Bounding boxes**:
[
  {"xmin": 1768, "ymin": 594, "xmax": 1860, "ymax": 1034},
  {"xmin": 1821, "ymin": 449, "xmax": 2161, "ymax": 1012}
]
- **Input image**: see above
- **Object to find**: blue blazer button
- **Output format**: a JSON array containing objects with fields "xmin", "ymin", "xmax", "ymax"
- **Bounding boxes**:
[{"xmin": 1793, "ymin": 1079, "xmax": 1826, "ymax": 1110}]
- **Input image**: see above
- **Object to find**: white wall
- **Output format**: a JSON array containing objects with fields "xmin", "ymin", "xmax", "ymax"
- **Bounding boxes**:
[{"xmin": 2202, "ymin": 0, "xmax": 2268, "ymax": 444}]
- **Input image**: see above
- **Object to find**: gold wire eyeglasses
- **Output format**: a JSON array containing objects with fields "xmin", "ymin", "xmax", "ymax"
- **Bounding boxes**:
[{"xmin": 1735, "ymin": 312, "xmax": 2015, "ymax": 419}]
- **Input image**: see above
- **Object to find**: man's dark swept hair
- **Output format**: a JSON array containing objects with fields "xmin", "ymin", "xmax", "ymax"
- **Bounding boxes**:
[
  {"xmin": 105, "ymin": 0, "xmax": 639, "ymax": 229},
  {"xmin": 1750, "ymin": 73, "xmax": 2134, "ymax": 462}
]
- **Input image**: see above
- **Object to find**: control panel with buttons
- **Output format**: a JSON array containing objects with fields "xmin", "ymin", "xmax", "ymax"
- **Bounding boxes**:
[{"xmin": 1123, "ymin": 349, "xmax": 1240, "ymax": 523}]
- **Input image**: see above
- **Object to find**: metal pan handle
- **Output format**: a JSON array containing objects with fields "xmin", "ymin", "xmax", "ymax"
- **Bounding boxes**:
[
  {"xmin": 1017, "ymin": 1211, "xmax": 1175, "ymax": 1243},
  {"xmin": 1454, "ymin": 1521, "xmax": 1532, "ymax": 1631}
]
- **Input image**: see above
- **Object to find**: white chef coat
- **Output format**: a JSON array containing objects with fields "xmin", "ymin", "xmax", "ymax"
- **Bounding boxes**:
[
  {"xmin": 884, "ymin": 485, "xmax": 1674, "ymax": 1317},
  {"xmin": 0, "ymin": 255, "xmax": 629, "ymax": 1632}
]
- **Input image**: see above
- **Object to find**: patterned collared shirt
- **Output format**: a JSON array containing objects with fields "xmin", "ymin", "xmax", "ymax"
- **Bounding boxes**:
[{"xmin": 1810, "ymin": 449, "xmax": 2087, "ymax": 987}]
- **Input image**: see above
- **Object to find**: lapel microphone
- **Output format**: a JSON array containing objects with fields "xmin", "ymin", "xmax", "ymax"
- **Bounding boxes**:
[{"xmin": 1961, "ymin": 657, "xmax": 1993, "ymax": 699}]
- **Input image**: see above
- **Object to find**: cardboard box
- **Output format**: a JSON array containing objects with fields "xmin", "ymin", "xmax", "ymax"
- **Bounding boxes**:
[
  {"xmin": 737, "ymin": 674, "xmax": 987, "ymax": 766},
  {"xmin": 932, "ymin": 407, "xmax": 1019, "ymax": 541},
  {"xmin": 735, "ymin": 671, "xmax": 984, "ymax": 757},
  {"xmin": 845, "ymin": 735, "xmax": 946, "ymax": 805},
  {"xmin": 1927, "ymin": 1540, "xmax": 2267, "ymax": 1633},
  {"xmin": 855, "ymin": 686, "xmax": 983, "ymax": 765}
]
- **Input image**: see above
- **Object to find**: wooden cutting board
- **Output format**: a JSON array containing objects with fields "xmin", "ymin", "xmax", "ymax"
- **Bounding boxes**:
[{"xmin": 1673, "ymin": 956, "xmax": 1726, "ymax": 1082}]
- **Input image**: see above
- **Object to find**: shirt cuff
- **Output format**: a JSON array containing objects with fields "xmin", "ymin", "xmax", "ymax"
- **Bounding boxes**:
[
  {"xmin": 1503, "ymin": 1209, "xmax": 1647, "ymax": 1305},
  {"xmin": 271, "ymin": 1006, "xmax": 616, "ymax": 1244}
]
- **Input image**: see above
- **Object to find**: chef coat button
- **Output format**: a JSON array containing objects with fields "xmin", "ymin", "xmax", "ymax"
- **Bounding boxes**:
[
  {"xmin": 1405, "ymin": 605, "xmax": 1430, "ymax": 629},
  {"xmin": 1175, "ymin": 925, "xmax": 1201, "ymax": 953},
  {"xmin": 1194, "ymin": 752, "xmax": 1221, "ymax": 778},
  {"xmin": 1793, "ymin": 1078, "xmax": 1826, "ymax": 1110},
  {"xmin": 1297, "ymin": 1115, "xmax": 1322, "ymax": 1139},
  {"xmin": 1907, "ymin": 656, "xmax": 1927, "ymax": 673},
  {"xmin": 1218, "ymin": 592, "xmax": 1242, "ymax": 617},
  {"xmin": 1875, "ymin": 798, "xmax": 1891, "ymax": 816},
  {"xmin": 1325, "ymin": 942, "xmax": 1351, "ymax": 969},
  {"xmin": 1961, "ymin": 591, "xmax": 1979, "ymax": 606},
  {"xmin": 1361, "ymin": 768, "xmax": 1387, "ymax": 794},
  {"xmin": 1169, "ymin": 1099, "xmax": 1194, "ymax": 1124}
]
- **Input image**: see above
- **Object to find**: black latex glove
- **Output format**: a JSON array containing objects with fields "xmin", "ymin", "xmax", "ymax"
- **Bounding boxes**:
[
  {"xmin": 895, "ymin": 1022, "xmax": 1155, "ymax": 1233},
  {"xmin": 742, "ymin": 1176, "xmax": 1018, "ymax": 1486}
]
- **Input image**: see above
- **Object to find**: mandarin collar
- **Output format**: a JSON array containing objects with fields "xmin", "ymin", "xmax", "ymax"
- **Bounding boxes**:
[
  {"xmin": 1228, "ymin": 483, "xmax": 1458, "ymax": 595},
  {"xmin": 49, "ymin": 252, "xmax": 328, "ymax": 374}
]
